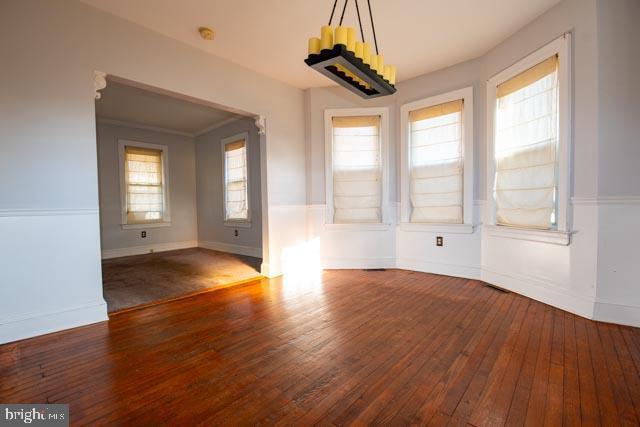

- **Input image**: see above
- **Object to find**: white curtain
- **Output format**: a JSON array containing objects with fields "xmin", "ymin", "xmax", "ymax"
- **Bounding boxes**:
[
  {"xmin": 409, "ymin": 100, "xmax": 463, "ymax": 223},
  {"xmin": 225, "ymin": 140, "xmax": 248, "ymax": 221},
  {"xmin": 125, "ymin": 146, "xmax": 164, "ymax": 223},
  {"xmin": 332, "ymin": 115, "xmax": 381, "ymax": 223},
  {"xmin": 495, "ymin": 55, "xmax": 559, "ymax": 229}
]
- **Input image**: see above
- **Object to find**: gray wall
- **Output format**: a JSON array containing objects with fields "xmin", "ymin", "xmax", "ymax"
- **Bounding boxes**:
[
  {"xmin": 195, "ymin": 118, "xmax": 262, "ymax": 251},
  {"xmin": 596, "ymin": 0, "xmax": 640, "ymax": 197},
  {"xmin": 96, "ymin": 122, "xmax": 198, "ymax": 251}
]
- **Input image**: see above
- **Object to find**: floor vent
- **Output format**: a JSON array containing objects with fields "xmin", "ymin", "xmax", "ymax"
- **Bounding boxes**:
[
  {"xmin": 363, "ymin": 268, "xmax": 387, "ymax": 272},
  {"xmin": 484, "ymin": 283, "xmax": 510, "ymax": 293}
]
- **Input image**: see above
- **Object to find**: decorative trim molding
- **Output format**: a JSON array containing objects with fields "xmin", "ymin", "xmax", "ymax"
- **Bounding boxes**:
[
  {"xmin": 254, "ymin": 115, "xmax": 266, "ymax": 135},
  {"xmin": 397, "ymin": 258, "xmax": 480, "ymax": 280},
  {"xmin": 198, "ymin": 240, "xmax": 262, "ymax": 258},
  {"xmin": 323, "ymin": 223, "xmax": 392, "ymax": 232},
  {"xmin": 398, "ymin": 223, "xmax": 475, "ymax": 234},
  {"xmin": 0, "ymin": 208, "xmax": 99, "ymax": 217},
  {"xmin": 593, "ymin": 300, "xmax": 640, "ymax": 327},
  {"xmin": 97, "ymin": 117, "xmax": 194, "ymax": 138},
  {"xmin": 571, "ymin": 196, "xmax": 640, "ymax": 206},
  {"xmin": 121, "ymin": 222, "xmax": 171, "ymax": 230},
  {"xmin": 94, "ymin": 70, "xmax": 107, "ymax": 100},
  {"xmin": 101, "ymin": 240, "xmax": 198, "ymax": 259},
  {"xmin": 481, "ymin": 267, "xmax": 594, "ymax": 319},
  {"xmin": 484, "ymin": 224, "xmax": 571, "ymax": 246},
  {"xmin": 194, "ymin": 116, "xmax": 244, "ymax": 137},
  {"xmin": 0, "ymin": 300, "xmax": 108, "ymax": 345}
]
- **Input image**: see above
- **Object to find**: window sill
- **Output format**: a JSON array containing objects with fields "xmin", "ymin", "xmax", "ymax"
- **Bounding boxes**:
[
  {"xmin": 484, "ymin": 224, "xmax": 571, "ymax": 246},
  {"xmin": 224, "ymin": 221, "xmax": 252, "ymax": 229},
  {"xmin": 324, "ymin": 223, "xmax": 392, "ymax": 232},
  {"xmin": 121, "ymin": 222, "xmax": 171, "ymax": 230},
  {"xmin": 398, "ymin": 223, "xmax": 475, "ymax": 234}
]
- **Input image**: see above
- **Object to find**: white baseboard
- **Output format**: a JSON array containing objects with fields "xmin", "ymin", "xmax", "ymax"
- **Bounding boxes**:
[
  {"xmin": 0, "ymin": 300, "xmax": 108, "ymax": 344},
  {"xmin": 397, "ymin": 258, "xmax": 481, "ymax": 280},
  {"xmin": 198, "ymin": 240, "xmax": 262, "ymax": 258},
  {"xmin": 593, "ymin": 300, "xmax": 640, "ymax": 327},
  {"xmin": 101, "ymin": 240, "xmax": 198, "ymax": 259},
  {"xmin": 481, "ymin": 267, "xmax": 595, "ymax": 319},
  {"xmin": 322, "ymin": 256, "xmax": 396, "ymax": 270}
]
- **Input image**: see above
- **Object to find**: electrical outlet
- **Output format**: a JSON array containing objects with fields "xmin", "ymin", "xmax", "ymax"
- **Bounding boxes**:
[
  {"xmin": 436, "ymin": 236, "xmax": 443, "ymax": 246},
  {"xmin": 141, "ymin": 231, "xmax": 147, "ymax": 238},
  {"xmin": 234, "ymin": 229, "xmax": 239, "ymax": 237}
]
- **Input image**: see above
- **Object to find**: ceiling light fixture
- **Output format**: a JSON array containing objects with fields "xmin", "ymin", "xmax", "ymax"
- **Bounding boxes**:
[{"xmin": 305, "ymin": 0, "xmax": 396, "ymax": 99}]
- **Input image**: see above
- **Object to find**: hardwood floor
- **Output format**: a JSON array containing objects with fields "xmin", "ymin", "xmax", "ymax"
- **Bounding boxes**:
[
  {"xmin": 102, "ymin": 248, "xmax": 262, "ymax": 312},
  {"xmin": 1, "ymin": 269, "xmax": 640, "ymax": 425}
]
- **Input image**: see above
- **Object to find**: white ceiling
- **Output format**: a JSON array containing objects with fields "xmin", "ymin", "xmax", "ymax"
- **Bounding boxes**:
[
  {"xmin": 81, "ymin": 0, "xmax": 561, "ymax": 89},
  {"xmin": 95, "ymin": 80, "xmax": 242, "ymax": 135}
]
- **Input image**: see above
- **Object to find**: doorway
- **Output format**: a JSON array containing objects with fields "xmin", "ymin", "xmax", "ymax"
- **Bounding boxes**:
[{"xmin": 94, "ymin": 75, "xmax": 268, "ymax": 312}]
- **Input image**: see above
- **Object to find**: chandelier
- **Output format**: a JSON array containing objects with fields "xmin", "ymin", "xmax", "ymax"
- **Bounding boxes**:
[{"xmin": 305, "ymin": 0, "xmax": 396, "ymax": 99}]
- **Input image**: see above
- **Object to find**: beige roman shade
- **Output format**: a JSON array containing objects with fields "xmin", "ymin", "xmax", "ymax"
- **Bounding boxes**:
[
  {"xmin": 497, "ymin": 55, "xmax": 558, "ymax": 98},
  {"xmin": 332, "ymin": 115, "xmax": 381, "ymax": 223},
  {"xmin": 125, "ymin": 146, "xmax": 164, "ymax": 223},
  {"xmin": 224, "ymin": 139, "xmax": 248, "ymax": 221},
  {"xmin": 494, "ymin": 55, "xmax": 559, "ymax": 229},
  {"xmin": 409, "ymin": 99, "xmax": 464, "ymax": 223}
]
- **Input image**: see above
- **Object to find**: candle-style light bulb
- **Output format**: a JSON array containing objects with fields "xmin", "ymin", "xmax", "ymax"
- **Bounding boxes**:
[
  {"xmin": 334, "ymin": 26, "xmax": 348, "ymax": 47},
  {"xmin": 320, "ymin": 26, "xmax": 333, "ymax": 50},
  {"xmin": 346, "ymin": 27, "xmax": 356, "ymax": 52},
  {"xmin": 355, "ymin": 42, "xmax": 364, "ymax": 59},
  {"xmin": 362, "ymin": 42, "xmax": 371, "ymax": 65},
  {"xmin": 308, "ymin": 37, "xmax": 320, "ymax": 55}
]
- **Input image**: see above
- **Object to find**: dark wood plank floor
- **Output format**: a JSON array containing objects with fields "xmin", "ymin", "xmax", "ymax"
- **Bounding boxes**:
[
  {"xmin": 102, "ymin": 248, "xmax": 262, "ymax": 312},
  {"xmin": 1, "ymin": 269, "xmax": 640, "ymax": 426}
]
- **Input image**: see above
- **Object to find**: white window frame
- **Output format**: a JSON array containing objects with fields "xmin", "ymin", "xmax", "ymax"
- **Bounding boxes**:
[
  {"xmin": 399, "ymin": 86, "xmax": 474, "ymax": 233},
  {"xmin": 324, "ymin": 107, "xmax": 390, "ymax": 227},
  {"xmin": 118, "ymin": 139, "xmax": 171, "ymax": 229},
  {"xmin": 486, "ymin": 34, "xmax": 571, "ymax": 245},
  {"xmin": 222, "ymin": 132, "xmax": 251, "ymax": 228}
]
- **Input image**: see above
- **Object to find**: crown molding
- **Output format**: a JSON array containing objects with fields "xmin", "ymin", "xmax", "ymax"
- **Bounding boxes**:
[
  {"xmin": 194, "ymin": 116, "xmax": 244, "ymax": 137},
  {"xmin": 96, "ymin": 117, "xmax": 195, "ymax": 138}
]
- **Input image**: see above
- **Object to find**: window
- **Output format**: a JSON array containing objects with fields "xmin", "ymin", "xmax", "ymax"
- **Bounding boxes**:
[
  {"xmin": 324, "ymin": 108, "xmax": 389, "ymax": 225},
  {"xmin": 400, "ymin": 87, "xmax": 474, "ymax": 227},
  {"xmin": 118, "ymin": 140, "xmax": 170, "ymax": 228},
  {"xmin": 487, "ymin": 34, "xmax": 570, "ymax": 237},
  {"xmin": 223, "ymin": 133, "xmax": 249, "ymax": 223}
]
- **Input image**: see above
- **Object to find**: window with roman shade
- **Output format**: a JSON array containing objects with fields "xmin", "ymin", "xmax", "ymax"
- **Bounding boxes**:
[
  {"xmin": 331, "ymin": 115, "xmax": 382, "ymax": 223},
  {"xmin": 409, "ymin": 100, "xmax": 464, "ymax": 223},
  {"xmin": 494, "ymin": 55, "xmax": 559, "ymax": 229},
  {"xmin": 224, "ymin": 138, "xmax": 249, "ymax": 221},
  {"xmin": 124, "ymin": 146, "xmax": 165, "ymax": 223}
]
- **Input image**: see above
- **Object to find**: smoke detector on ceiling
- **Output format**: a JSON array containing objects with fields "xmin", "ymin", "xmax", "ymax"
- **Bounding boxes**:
[{"xmin": 198, "ymin": 27, "xmax": 214, "ymax": 41}]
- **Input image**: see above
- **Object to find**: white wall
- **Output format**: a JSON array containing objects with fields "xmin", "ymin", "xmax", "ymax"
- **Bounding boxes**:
[
  {"xmin": 593, "ymin": 0, "xmax": 640, "ymax": 325},
  {"xmin": 195, "ymin": 118, "xmax": 262, "ymax": 257},
  {"xmin": 0, "ymin": 0, "xmax": 306, "ymax": 343},
  {"xmin": 96, "ymin": 121, "xmax": 198, "ymax": 258}
]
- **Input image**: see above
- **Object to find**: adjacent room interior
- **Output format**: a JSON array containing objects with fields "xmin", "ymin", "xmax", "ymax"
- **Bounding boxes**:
[
  {"xmin": 96, "ymin": 78, "xmax": 264, "ymax": 312},
  {"xmin": 1, "ymin": 0, "xmax": 639, "ymax": 424}
]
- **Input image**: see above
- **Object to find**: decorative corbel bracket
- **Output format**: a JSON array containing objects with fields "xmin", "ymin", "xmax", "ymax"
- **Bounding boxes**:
[
  {"xmin": 255, "ymin": 115, "xmax": 266, "ymax": 135},
  {"xmin": 94, "ymin": 71, "xmax": 107, "ymax": 100}
]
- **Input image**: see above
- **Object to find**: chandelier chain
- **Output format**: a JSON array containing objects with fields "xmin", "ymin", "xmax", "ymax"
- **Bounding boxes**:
[
  {"xmin": 328, "ymin": 0, "xmax": 338, "ymax": 25},
  {"xmin": 367, "ymin": 0, "xmax": 379, "ymax": 55}
]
